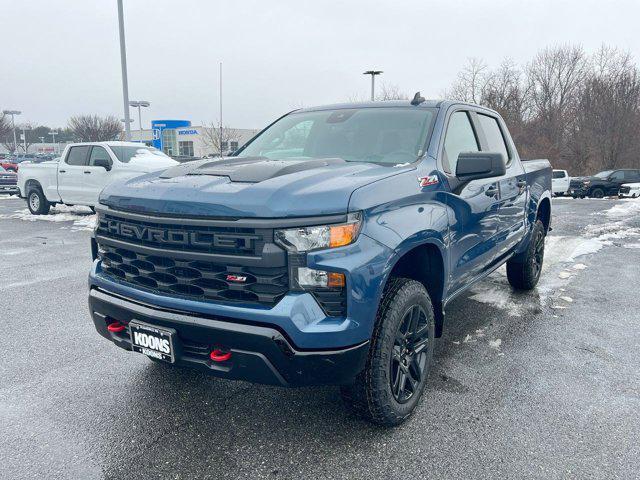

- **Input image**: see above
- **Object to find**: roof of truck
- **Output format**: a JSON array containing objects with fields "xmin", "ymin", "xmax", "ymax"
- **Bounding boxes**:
[{"xmin": 295, "ymin": 99, "xmax": 497, "ymax": 115}]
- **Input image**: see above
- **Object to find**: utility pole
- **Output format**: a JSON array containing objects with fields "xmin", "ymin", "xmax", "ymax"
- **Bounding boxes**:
[
  {"xmin": 219, "ymin": 62, "xmax": 223, "ymax": 156},
  {"xmin": 39, "ymin": 136, "xmax": 44, "ymax": 153},
  {"xmin": 2, "ymin": 110, "xmax": 21, "ymax": 154},
  {"xmin": 48, "ymin": 131, "xmax": 58, "ymax": 154},
  {"xmin": 363, "ymin": 70, "xmax": 383, "ymax": 101},
  {"xmin": 117, "ymin": 0, "xmax": 132, "ymax": 141},
  {"xmin": 21, "ymin": 127, "xmax": 29, "ymax": 153}
]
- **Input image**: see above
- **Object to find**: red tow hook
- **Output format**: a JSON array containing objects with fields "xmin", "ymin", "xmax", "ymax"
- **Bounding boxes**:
[
  {"xmin": 107, "ymin": 322, "xmax": 126, "ymax": 333},
  {"xmin": 210, "ymin": 349, "xmax": 232, "ymax": 362}
]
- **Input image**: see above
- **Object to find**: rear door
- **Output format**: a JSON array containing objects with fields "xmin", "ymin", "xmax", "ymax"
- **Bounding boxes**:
[
  {"xmin": 475, "ymin": 112, "xmax": 527, "ymax": 260},
  {"xmin": 443, "ymin": 110, "xmax": 503, "ymax": 292},
  {"xmin": 57, "ymin": 145, "xmax": 91, "ymax": 204},
  {"xmin": 80, "ymin": 146, "xmax": 115, "ymax": 204}
]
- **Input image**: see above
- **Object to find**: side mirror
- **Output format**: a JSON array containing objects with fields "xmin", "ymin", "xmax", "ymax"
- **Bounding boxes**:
[
  {"xmin": 456, "ymin": 152, "xmax": 506, "ymax": 182},
  {"xmin": 94, "ymin": 158, "xmax": 112, "ymax": 171}
]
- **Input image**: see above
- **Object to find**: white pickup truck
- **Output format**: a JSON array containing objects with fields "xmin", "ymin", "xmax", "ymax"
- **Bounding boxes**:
[{"xmin": 17, "ymin": 142, "xmax": 178, "ymax": 214}]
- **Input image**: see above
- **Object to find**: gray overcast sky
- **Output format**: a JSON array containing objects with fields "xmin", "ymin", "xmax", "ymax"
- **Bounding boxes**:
[{"xmin": 2, "ymin": 0, "xmax": 639, "ymax": 129}]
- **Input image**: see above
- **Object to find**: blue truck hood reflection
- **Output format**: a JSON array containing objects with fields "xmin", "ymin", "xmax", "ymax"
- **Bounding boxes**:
[{"xmin": 99, "ymin": 157, "xmax": 412, "ymax": 217}]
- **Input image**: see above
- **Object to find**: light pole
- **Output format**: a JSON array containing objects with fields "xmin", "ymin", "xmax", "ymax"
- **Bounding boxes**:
[
  {"xmin": 129, "ymin": 101, "xmax": 150, "ymax": 132},
  {"xmin": 117, "ymin": 0, "xmax": 132, "ymax": 141},
  {"xmin": 2, "ymin": 110, "xmax": 21, "ymax": 154},
  {"xmin": 39, "ymin": 136, "xmax": 44, "ymax": 154},
  {"xmin": 363, "ymin": 70, "xmax": 383, "ymax": 101},
  {"xmin": 48, "ymin": 131, "xmax": 58, "ymax": 155}
]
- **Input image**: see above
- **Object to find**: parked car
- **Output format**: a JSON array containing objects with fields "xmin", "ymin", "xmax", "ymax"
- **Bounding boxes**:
[
  {"xmin": 569, "ymin": 169, "xmax": 640, "ymax": 198},
  {"xmin": 17, "ymin": 142, "xmax": 178, "ymax": 214},
  {"xmin": 0, "ymin": 159, "xmax": 18, "ymax": 172},
  {"xmin": 619, "ymin": 182, "xmax": 640, "ymax": 198},
  {"xmin": 0, "ymin": 165, "xmax": 18, "ymax": 195},
  {"xmin": 87, "ymin": 99, "xmax": 552, "ymax": 426},
  {"xmin": 552, "ymin": 169, "xmax": 570, "ymax": 196}
]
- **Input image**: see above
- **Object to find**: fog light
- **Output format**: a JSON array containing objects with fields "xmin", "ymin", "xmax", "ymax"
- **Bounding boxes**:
[{"xmin": 297, "ymin": 268, "xmax": 345, "ymax": 288}]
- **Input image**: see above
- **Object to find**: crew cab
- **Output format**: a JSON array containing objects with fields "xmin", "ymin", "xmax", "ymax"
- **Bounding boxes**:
[
  {"xmin": 569, "ymin": 169, "xmax": 640, "ymax": 198},
  {"xmin": 0, "ymin": 166, "xmax": 18, "ymax": 195},
  {"xmin": 17, "ymin": 142, "xmax": 177, "ymax": 214},
  {"xmin": 552, "ymin": 169, "xmax": 570, "ymax": 196},
  {"xmin": 88, "ymin": 99, "xmax": 551, "ymax": 426}
]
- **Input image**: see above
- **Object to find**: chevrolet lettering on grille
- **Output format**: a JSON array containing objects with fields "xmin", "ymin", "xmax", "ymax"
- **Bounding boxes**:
[{"xmin": 99, "ymin": 218, "xmax": 258, "ymax": 250}]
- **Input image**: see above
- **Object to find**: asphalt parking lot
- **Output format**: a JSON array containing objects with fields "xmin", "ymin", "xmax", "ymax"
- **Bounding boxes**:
[{"xmin": 1, "ymin": 195, "xmax": 639, "ymax": 479}]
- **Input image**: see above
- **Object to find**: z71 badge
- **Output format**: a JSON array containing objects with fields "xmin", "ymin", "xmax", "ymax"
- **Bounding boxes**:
[{"xmin": 418, "ymin": 175, "xmax": 439, "ymax": 187}]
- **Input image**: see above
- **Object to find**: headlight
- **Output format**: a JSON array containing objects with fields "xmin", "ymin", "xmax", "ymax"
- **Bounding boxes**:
[
  {"xmin": 583, "ymin": 180, "xmax": 591, "ymax": 185},
  {"xmin": 275, "ymin": 212, "xmax": 362, "ymax": 252}
]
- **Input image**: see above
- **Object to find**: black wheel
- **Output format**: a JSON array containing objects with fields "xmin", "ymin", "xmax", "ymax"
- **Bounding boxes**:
[
  {"xmin": 340, "ymin": 278, "xmax": 435, "ymax": 426},
  {"xmin": 507, "ymin": 219, "xmax": 546, "ymax": 290},
  {"xmin": 590, "ymin": 188, "xmax": 605, "ymax": 199},
  {"xmin": 27, "ymin": 188, "xmax": 50, "ymax": 215}
]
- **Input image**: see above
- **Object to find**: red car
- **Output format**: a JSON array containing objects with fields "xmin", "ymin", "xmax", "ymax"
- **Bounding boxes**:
[
  {"xmin": 0, "ymin": 160, "xmax": 18, "ymax": 172},
  {"xmin": 0, "ymin": 166, "xmax": 18, "ymax": 194}
]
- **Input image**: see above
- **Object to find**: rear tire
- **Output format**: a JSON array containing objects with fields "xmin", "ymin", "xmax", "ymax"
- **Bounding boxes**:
[
  {"xmin": 507, "ymin": 220, "xmax": 546, "ymax": 290},
  {"xmin": 27, "ymin": 188, "xmax": 50, "ymax": 215},
  {"xmin": 340, "ymin": 278, "xmax": 435, "ymax": 427}
]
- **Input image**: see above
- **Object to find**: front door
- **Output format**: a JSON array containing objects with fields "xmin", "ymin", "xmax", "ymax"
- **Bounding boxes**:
[
  {"xmin": 80, "ymin": 146, "xmax": 114, "ymax": 204},
  {"xmin": 443, "ymin": 111, "xmax": 503, "ymax": 293}
]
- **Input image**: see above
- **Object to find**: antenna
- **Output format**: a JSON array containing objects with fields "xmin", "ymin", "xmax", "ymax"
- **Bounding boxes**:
[{"xmin": 411, "ymin": 92, "xmax": 426, "ymax": 106}]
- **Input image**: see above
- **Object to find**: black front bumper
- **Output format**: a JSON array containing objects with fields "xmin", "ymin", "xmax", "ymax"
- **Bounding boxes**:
[{"xmin": 89, "ymin": 288, "xmax": 368, "ymax": 387}]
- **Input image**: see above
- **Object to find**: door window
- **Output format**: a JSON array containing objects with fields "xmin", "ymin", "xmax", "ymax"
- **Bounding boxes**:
[
  {"xmin": 477, "ymin": 114, "xmax": 509, "ymax": 162},
  {"xmin": 88, "ymin": 146, "xmax": 112, "ymax": 167},
  {"xmin": 623, "ymin": 170, "xmax": 640, "ymax": 181},
  {"xmin": 610, "ymin": 171, "xmax": 624, "ymax": 181},
  {"xmin": 553, "ymin": 170, "xmax": 566, "ymax": 179},
  {"xmin": 443, "ymin": 112, "xmax": 479, "ymax": 174},
  {"xmin": 66, "ymin": 146, "xmax": 91, "ymax": 166}
]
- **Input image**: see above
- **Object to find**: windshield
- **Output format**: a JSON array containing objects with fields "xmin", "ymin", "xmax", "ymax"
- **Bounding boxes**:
[
  {"xmin": 236, "ymin": 107, "xmax": 437, "ymax": 165},
  {"xmin": 110, "ymin": 145, "xmax": 171, "ymax": 163},
  {"xmin": 594, "ymin": 170, "xmax": 613, "ymax": 178}
]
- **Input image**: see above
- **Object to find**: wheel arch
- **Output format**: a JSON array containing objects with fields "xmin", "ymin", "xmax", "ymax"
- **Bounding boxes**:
[
  {"xmin": 378, "ymin": 239, "xmax": 447, "ymax": 338},
  {"xmin": 536, "ymin": 197, "xmax": 551, "ymax": 233}
]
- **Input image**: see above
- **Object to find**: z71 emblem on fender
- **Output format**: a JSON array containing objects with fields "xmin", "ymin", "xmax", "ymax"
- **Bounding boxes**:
[
  {"xmin": 226, "ymin": 274, "xmax": 247, "ymax": 283},
  {"xmin": 418, "ymin": 175, "xmax": 439, "ymax": 187}
]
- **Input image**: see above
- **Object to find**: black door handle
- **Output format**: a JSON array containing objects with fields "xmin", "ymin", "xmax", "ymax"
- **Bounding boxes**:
[
  {"xmin": 84, "ymin": 171, "xmax": 91, "ymax": 174},
  {"xmin": 485, "ymin": 186, "xmax": 499, "ymax": 197},
  {"xmin": 59, "ymin": 169, "xmax": 66, "ymax": 173}
]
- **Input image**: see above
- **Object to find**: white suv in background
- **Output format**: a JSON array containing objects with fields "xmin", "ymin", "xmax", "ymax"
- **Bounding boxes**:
[{"xmin": 552, "ymin": 169, "xmax": 570, "ymax": 196}]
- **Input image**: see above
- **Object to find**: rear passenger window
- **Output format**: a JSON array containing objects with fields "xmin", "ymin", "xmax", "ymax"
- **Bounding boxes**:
[
  {"xmin": 624, "ymin": 170, "xmax": 640, "ymax": 181},
  {"xmin": 477, "ymin": 114, "xmax": 509, "ymax": 162},
  {"xmin": 553, "ymin": 171, "xmax": 566, "ymax": 179},
  {"xmin": 443, "ymin": 111, "xmax": 479, "ymax": 174},
  {"xmin": 66, "ymin": 146, "xmax": 90, "ymax": 166}
]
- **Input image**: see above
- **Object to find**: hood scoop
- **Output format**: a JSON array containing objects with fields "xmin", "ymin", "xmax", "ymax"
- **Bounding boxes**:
[{"xmin": 159, "ymin": 156, "xmax": 347, "ymax": 183}]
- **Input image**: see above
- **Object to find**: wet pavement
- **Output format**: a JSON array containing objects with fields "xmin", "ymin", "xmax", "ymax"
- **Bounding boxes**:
[{"xmin": 1, "ymin": 195, "xmax": 639, "ymax": 479}]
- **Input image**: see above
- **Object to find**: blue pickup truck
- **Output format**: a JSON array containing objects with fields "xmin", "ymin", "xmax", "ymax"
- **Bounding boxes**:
[{"xmin": 88, "ymin": 98, "xmax": 551, "ymax": 426}]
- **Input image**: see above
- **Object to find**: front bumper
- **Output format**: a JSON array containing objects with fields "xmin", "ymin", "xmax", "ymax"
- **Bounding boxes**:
[
  {"xmin": 89, "ymin": 287, "xmax": 369, "ymax": 386},
  {"xmin": 0, "ymin": 185, "xmax": 18, "ymax": 194}
]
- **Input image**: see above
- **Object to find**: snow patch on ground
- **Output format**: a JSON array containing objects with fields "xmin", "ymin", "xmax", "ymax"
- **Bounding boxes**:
[
  {"xmin": 624, "ymin": 243, "xmax": 640, "ymax": 249},
  {"xmin": 488, "ymin": 339, "xmax": 502, "ymax": 350},
  {"xmin": 0, "ymin": 205, "xmax": 96, "ymax": 231}
]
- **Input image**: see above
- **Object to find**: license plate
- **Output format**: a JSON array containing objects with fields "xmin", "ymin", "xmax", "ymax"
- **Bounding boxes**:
[{"xmin": 129, "ymin": 321, "xmax": 175, "ymax": 363}]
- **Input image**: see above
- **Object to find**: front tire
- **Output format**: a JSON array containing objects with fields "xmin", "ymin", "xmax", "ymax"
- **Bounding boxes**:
[
  {"xmin": 27, "ymin": 188, "xmax": 50, "ymax": 215},
  {"xmin": 507, "ymin": 219, "xmax": 546, "ymax": 290},
  {"xmin": 590, "ymin": 188, "xmax": 605, "ymax": 199},
  {"xmin": 340, "ymin": 278, "xmax": 435, "ymax": 426}
]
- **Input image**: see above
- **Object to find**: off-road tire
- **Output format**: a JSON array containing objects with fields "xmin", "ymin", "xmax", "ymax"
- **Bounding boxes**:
[
  {"xmin": 27, "ymin": 187, "xmax": 50, "ymax": 215},
  {"xmin": 340, "ymin": 278, "xmax": 435, "ymax": 427},
  {"xmin": 507, "ymin": 219, "xmax": 546, "ymax": 290}
]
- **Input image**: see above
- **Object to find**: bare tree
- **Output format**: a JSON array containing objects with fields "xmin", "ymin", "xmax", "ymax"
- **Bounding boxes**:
[
  {"xmin": 446, "ymin": 58, "xmax": 491, "ymax": 103},
  {"xmin": 200, "ymin": 122, "xmax": 243, "ymax": 156},
  {"xmin": 376, "ymin": 83, "xmax": 409, "ymax": 101},
  {"xmin": 0, "ymin": 113, "xmax": 15, "ymax": 153},
  {"xmin": 67, "ymin": 115, "xmax": 122, "ymax": 142}
]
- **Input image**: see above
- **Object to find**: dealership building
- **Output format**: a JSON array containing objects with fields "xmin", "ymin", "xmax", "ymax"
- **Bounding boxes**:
[{"xmin": 130, "ymin": 120, "xmax": 259, "ymax": 158}]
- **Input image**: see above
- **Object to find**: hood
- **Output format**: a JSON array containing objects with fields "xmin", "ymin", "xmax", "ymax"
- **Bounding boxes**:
[
  {"xmin": 99, "ymin": 156, "xmax": 413, "ymax": 218},
  {"xmin": 126, "ymin": 155, "xmax": 178, "ymax": 171}
]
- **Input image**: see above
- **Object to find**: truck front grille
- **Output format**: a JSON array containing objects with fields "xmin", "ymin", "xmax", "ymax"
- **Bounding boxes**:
[{"xmin": 99, "ymin": 244, "xmax": 288, "ymax": 306}]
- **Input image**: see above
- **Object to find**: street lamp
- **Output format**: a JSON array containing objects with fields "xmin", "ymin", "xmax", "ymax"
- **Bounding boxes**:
[
  {"xmin": 363, "ymin": 70, "xmax": 383, "ymax": 101},
  {"xmin": 39, "ymin": 136, "xmax": 45, "ymax": 154},
  {"xmin": 48, "ymin": 131, "xmax": 59, "ymax": 155},
  {"xmin": 2, "ymin": 110, "xmax": 21, "ymax": 154},
  {"xmin": 21, "ymin": 126, "xmax": 30, "ymax": 153},
  {"xmin": 129, "ymin": 100, "xmax": 151, "ymax": 131},
  {"xmin": 117, "ymin": 0, "xmax": 132, "ymax": 141}
]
